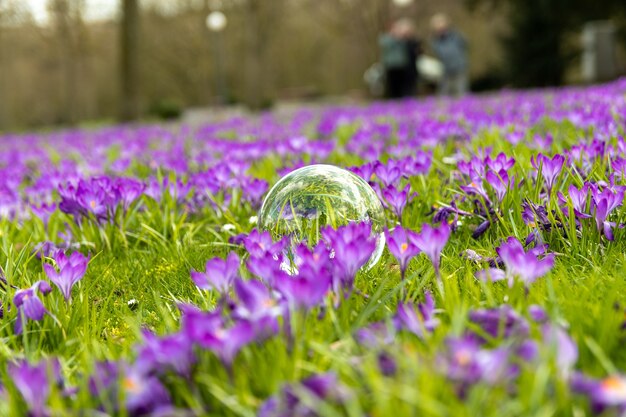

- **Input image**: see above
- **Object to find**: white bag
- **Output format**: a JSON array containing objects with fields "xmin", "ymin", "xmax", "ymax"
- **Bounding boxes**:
[{"xmin": 417, "ymin": 55, "xmax": 444, "ymax": 82}]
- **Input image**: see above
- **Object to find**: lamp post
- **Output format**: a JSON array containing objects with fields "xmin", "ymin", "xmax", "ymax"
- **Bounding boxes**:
[{"xmin": 206, "ymin": 11, "xmax": 228, "ymax": 105}]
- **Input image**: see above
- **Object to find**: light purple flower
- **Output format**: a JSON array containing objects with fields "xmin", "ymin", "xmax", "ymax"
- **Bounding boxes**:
[
  {"xmin": 8, "ymin": 358, "xmax": 61, "ymax": 417},
  {"xmin": 531, "ymin": 153, "xmax": 565, "ymax": 194},
  {"xmin": 386, "ymin": 227, "xmax": 421, "ymax": 278},
  {"xmin": 381, "ymin": 184, "xmax": 414, "ymax": 218},
  {"xmin": 13, "ymin": 280, "xmax": 52, "ymax": 335},
  {"xmin": 321, "ymin": 222, "xmax": 376, "ymax": 292},
  {"xmin": 476, "ymin": 236, "xmax": 554, "ymax": 287},
  {"xmin": 591, "ymin": 186, "xmax": 624, "ymax": 240},
  {"xmin": 191, "ymin": 252, "xmax": 240, "ymax": 294},
  {"xmin": 134, "ymin": 329, "xmax": 195, "ymax": 377},
  {"xmin": 409, "ymin": 222, "xmax": 451, "ymax": 278},
  {"xmin": 542, "ymin": 323, "xmax": 578, "ymax": 376},
  {"xmin": 43, "ymin": 250, "xmax": 89, "ymax": 301},
  {"xmin": 393, "ymin": 291, "xmax": 439, "ymax": 337}
]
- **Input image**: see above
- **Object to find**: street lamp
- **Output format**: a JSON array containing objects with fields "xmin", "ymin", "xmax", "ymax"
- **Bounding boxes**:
[
  {"xmin": 392, "ymin": 0, "xmax": 413, "ymax": 6},
  {"xmin": 206, "ymin": 11, "xmax": 228, "ymax": 105},
  {"xmin": 206, "ymin": 11, "xmax": 227, "ymax": 32}
]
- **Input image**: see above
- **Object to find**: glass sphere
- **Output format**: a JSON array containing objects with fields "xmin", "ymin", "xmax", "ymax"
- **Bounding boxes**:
[{"xmin": 258, "ymin": 164, "xmax": 386, "ymax": 269}]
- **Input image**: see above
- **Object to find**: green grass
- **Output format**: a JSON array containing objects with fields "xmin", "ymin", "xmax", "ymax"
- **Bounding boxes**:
[{"xmin": 0, "ymin": 120, "xmax": 625, "ymax": 417}]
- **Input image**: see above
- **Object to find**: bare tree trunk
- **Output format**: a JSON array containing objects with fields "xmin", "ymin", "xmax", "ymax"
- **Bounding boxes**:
[
  {"xmin": 120, "ymin": 0, "xmax": 140, "ymax": 121},
  {"xmin": 0, "ymin": 8, "xmax": 5, "ymax": 130},
  {"xmin": 244, "ymin": 0, "xmax": 263, "ymax": 109}
]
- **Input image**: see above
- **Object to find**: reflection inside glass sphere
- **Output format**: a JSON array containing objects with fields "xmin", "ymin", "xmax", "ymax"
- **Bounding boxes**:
[{"xmin": 258, "ymin": 164, "xmax": 386, "ymax": 269}]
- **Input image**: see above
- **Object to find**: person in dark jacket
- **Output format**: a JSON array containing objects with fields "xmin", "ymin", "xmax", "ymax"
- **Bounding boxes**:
[
  {"xmin": 430, "ymin": 13, "xmax": 469, "ymax": 97},
  {"xmin": 379, "ymin": 19, "xmax": 421, "ymax": 99}
]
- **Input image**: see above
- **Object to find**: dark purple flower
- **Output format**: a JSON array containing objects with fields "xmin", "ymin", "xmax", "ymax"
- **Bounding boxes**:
[
  {"xmin": 43, "ymin": 250, "xmax": 89, "ymax": 301},
  {"xmin": 8, "ymin": 358, "xmax": 61, "ymax": 417},
  {"xmin": 409, "ymin": 222, "xmax": 451, "ymax": 278},
  {"xmin": 377, "ymin": 352, "xmax": 397, "ymax": 376},
  {"xmin": 13, "ymin": 280, "xmax": 52, "ymax": 335},
  {"xmin": 191, "ymin": 252, "xmax": 240, "ymax": 294}
]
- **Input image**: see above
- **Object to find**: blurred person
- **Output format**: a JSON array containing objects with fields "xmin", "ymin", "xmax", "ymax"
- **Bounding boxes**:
[
  {"xmin": 379, "ymin": 19, "xmax": 421, "ymax": 99},
  {"xmin": 430, "ymin": 13, "xmax": 469, "ymax": 97}
]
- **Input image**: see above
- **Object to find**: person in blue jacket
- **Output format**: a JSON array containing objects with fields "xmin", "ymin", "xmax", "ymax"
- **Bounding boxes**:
[{"xmin": 430, "ymin": 13, "xmax": 469, "ymax": 97}]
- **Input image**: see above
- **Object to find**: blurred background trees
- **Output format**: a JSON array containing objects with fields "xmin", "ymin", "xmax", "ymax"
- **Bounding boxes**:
[
  {"xmin": 0, "ymin": 0, "xmax": 624, "ymax": 130},
  {"xmin": 469, "ymin": 0, "xmax": 626, "ymax": 87}
]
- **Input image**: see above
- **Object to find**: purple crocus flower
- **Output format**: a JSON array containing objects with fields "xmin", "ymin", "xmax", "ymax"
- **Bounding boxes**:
[
  {"xmin": 542, "ymin": 323, "xmax": 578, "ymax": 376},
  {"xmin": 572, "ymin": 374, "xmax": 626, "ymax": 414},
  {"xmin": 191, "ymin": 251, "xmax": 240, "ymax": 294},
  {"xmin": 374, "ymin": 162, "xmax": 402, "ymax": 186},
  {"xmin": 476, "ymin": 236, "xmax": 554, "ymax": 288},
  {"xmin": 354, "ymin": 321, "xmax": 396, "ymax": 348},
  {"xmin": 8, "ymin": 358, "xmax": 61, "ymax": 417},
  {"xmin": 43, "ymin": 250, "xmax": 89, "ymax": 301},
  {"xmin": 485, "ymin": 152, "xmax": 515, "ymax": 173},
  {"xmin": 393, "ymin": 291, "xmax": 439, "ymax": 337},
  {"xmin": 178, "ymin": 303, "xmax": 255, "ymax": 367},
  {"xmin": 468, "ymin": 305, "xmax": 530, "ymax": 340},
  {"xmin": 558, "ymin": 183, "xmax": 591, "ymax": 218},
  {"xmin": 13, "ymin": 280, "xmax": 53, "ymax": 335},
  {"xmin": 232, "ymin": 278, "xmax": 281, "ymax": 338},
  {"xmin": 258, "ymin": 373, "xmax": 347, "ymax": 417},
  {"xmin": 386, "ymin": 227, "xmax": 421, "ymax": 279},
  {"xmin": 241, "ymin": 178, "xmax": 269, "ymax": 209},
  {"xmin": 438, "ymin": 336, "xmax": 514, "ymax": 395},
  {"xmin": 382, "ymin": 184, "xmax": 414, "ymax": 219},
  {"xmin": 114, "ymin": 177, "xmax": 146, "ymax": 210},
  {"xmin": 409, "ymin": 222, "xmax": 451, "ymax": 278},
  {"xmin": 531, "ymin": 153, "xmax": 565, "ymax": 194},
  {"xmin": 321, "ymin": 222, "xmax": 376, "ymax": 293},
  {"xmin": 246, "ymin": 253, "xmax": 285, "ymax": 287},
  {"xmin": 244, "ymin": 229, "xmax": 286, "ymax": 258},
  {"xmin": 274, "ymin": 263, "xmax": 331, "ymax": 310},
  {"xmin": 122, "ymin": 367, "xmax": 173, "ymax": 416},
  {"xmin": 528, "ymin": 305, "xmax": 548, "ymax": 323},
  {"xmin": 591, "ymin": 186, "xmax": 624, "ymax": 240},
  {"xmin": 134, "ymin": 329, "xmax": 196, "ymax": 377},
  {"xmin": 485, "ymin": 169, "xmax": 509, "ymax": 202}
]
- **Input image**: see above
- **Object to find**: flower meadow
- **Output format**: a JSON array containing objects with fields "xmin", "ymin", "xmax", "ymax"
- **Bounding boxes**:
[{"xmin": 1, "ymin": 80, "xmax": 626, "ymax": 417}]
